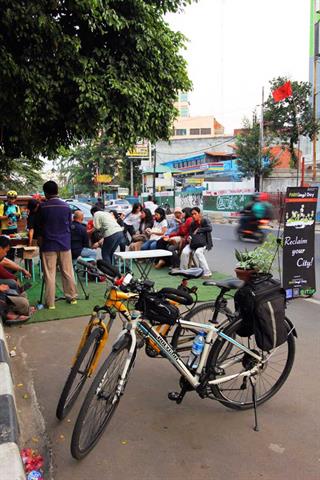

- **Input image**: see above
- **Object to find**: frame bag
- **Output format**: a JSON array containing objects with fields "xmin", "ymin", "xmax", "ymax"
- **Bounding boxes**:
[{"xmin": 234, "ymin": 275, "xmax": 287, "ymax": 351}]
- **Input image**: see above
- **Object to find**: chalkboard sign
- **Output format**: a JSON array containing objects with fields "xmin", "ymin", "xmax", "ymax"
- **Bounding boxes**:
[{"xmin": 282, "ymin": 187, "xmax": 318, "ymax": 298}]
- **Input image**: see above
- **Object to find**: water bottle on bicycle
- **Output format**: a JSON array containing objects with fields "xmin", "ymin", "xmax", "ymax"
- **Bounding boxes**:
[{"xmin": 187, "ymin": 331, "xmax": 205, "ymax": 369}]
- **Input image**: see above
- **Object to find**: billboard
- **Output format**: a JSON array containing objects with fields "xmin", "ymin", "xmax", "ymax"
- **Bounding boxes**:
[
  {"xmin": 282, "ymin": 186, "xmax": 318, "ymax": 297},
  {"xmin": 127, "ymin": 140, "xmax": 149, "ymax": 158}
]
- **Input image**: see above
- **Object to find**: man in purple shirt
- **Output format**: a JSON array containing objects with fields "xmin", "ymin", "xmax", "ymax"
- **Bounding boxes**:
[{"xmin": 39, "ymin": 181, "xmax": 77, "ymax": 309}]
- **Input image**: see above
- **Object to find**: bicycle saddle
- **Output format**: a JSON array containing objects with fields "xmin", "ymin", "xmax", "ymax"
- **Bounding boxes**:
[
  {"xmin": 203, "ymin": 278, "xmax": 244, "ymax": 290},
  {"xmin": 97, "ymin": 259, "xmax": 121, "ymax": 278},
  {"xmin": 169, "ymin": 267, "xmax": 203, "ymax": 279}
]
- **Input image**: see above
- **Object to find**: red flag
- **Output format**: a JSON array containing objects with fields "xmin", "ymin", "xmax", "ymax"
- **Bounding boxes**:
[{"xmin": 272, "ymin": 81, "xmax": 293, "ymax": 102}]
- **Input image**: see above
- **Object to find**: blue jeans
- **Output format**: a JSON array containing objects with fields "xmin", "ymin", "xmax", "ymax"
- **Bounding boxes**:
[
  {"xmin": 102, "ymin": 232, "xmax": 125, "ymax": 264},
  {"xmin": 141, "ymin": 239, "xmax": 158, "ymax": 250},
  {"xmin": 80, "ymin": 247, "xmax": 97, "ymax": 260}
]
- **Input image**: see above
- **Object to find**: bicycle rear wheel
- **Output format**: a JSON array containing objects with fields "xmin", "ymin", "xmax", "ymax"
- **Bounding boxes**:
[
  {"xmin": 71, "ymin": 337, "xmax": 134, "ymax": 460},
  {"xmin": 206, "ymin": 317, "xmax": 295, "ymax": 410},
  {"xmin": 56, "ymin": 327, "xmax": 103, "ymax": 420},
  {"xmin": 171, "ymin": 302, "xmax": 231, "ymax": 360}
]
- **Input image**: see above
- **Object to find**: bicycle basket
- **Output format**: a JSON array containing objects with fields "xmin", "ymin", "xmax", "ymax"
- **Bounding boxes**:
[{"xmin": 135, "ymin": 292, "xmax": 179, "ymax": 326}]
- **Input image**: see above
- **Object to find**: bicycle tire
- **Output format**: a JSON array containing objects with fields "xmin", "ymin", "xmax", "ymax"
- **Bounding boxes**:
[
  {"xmin": 71, "ymin": 337, "xmax": 135, "ymax": 460},
  {"xmin": 56, "ymin": 327, "xmax": 103, "ymax": 420},
  {"xmin": 206, "ymin": 317, "xmax": 295, "ymax": 410},
  {"xmin": 171, "ymin": 302, "xmax": 232, "ymax": 359}
]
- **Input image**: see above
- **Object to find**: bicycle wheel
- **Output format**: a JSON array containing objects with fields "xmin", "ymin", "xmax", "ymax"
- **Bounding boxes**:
[
  {"xmin": 71, "ymin": 337, "xmax": 135, "ymax": 460},
  {"xmin": 56, "ymin": 327, "xmax": 104, "ymax": 420},
  {"xmin": 171, "ymin": 302, "xmax": 232, "ymax": 360},
  {"xmin": 206, "ymin": 317, "xmax": 295, "ymax": 410}
]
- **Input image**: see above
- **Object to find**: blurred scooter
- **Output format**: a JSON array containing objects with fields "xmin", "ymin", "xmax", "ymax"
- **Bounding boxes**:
[{"xmin": 237, "ymin": 218, "xmax": 271, "ymax": 243}]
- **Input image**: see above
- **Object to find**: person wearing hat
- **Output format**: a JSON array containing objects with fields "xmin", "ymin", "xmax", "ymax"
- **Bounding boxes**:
[
  {"xmin": 0, "ymin": 190, "xmax": 21, "ymax": 235},
  {"xmin": 166, "ymin": 207, "xmax": 183, "ymax": 235}
]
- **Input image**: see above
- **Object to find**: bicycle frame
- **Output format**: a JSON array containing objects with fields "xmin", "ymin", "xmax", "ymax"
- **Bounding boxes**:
[{"xmin": 115, "ymin": 316, "xmax": 263, "ymax": 396}]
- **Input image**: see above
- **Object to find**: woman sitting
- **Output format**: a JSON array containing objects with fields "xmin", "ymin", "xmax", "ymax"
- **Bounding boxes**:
[
  {"xmin": 129, "ymin": 208, "xmax": 154, "ymax": 251},
  {"xmin": 180, "ymin": 207, "xmax": 213, "ymax": 278},
  {"xmin": 141, "ymin": 207, "xmax": 167, "ymax": 250}
]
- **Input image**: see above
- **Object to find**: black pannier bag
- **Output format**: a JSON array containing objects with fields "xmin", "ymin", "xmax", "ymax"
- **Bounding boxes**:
[
  {"xmin": 135, "ymin": 292, "xmax": 180, "ymax": 326},
  {"xmin": 234, "ymin": 274, "xmax": 287, "ymax": 351}
]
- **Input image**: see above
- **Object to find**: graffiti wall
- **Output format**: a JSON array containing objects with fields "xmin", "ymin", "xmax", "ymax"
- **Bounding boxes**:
[{"xmin": 204, "ymin": 194, "xmax": 252, "ymax": 212}]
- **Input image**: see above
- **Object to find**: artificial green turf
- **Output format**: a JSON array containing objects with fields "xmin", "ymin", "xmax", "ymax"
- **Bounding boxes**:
[{"xmin": 25, "ymin": 266, "xmax": 229, "ymax": 324}]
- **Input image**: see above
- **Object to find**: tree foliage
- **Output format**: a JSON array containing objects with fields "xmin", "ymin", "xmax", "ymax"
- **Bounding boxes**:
[
  {"xmin": 0, "ymin": 157, "xmax": 44, "ymax": 194},
  {"xmin": 235, "ymin": 118, "xmax": 274, "ymax": 191},
  {"xmin": 58, "ymin": 137, "xmax": 127, "ymax": 195},
  {"xmin": 264, "ymin": 77, "xmax": 319, "ymax": 166},
  {"xmin": 0, "ymin": 0, "xmax": 192, "ymax": 170}
]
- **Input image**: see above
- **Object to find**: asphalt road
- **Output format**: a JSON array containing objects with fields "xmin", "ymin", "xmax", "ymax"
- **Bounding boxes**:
[{"xmin": 7, "ymin": 225, "xmax": 320, "ymax": 480}]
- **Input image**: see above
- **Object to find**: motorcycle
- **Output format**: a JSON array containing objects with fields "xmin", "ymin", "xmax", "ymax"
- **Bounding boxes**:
[{"xmin": 237, "ymin": 218, "xmax": 271, "ymax": 243}]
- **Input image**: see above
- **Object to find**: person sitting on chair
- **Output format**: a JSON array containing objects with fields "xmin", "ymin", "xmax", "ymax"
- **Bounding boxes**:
[
  {"xmin": 180, "ymin": 207, "xmax": 213, "ymax": 278},
  {"xmin": 71, "ymin": 210, "xmax": 97, "ymax": 260}
]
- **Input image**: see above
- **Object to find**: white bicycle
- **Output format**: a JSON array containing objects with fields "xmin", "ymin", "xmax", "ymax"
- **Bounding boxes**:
[{"xmin": 70, "ymin": 277, "xmax": 296, "ymax": 460}]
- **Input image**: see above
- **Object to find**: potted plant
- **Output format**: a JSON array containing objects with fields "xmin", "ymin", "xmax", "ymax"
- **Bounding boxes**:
[{"xmin": 235, "ymin": 234, "xmax": 280, "ymax": 282}]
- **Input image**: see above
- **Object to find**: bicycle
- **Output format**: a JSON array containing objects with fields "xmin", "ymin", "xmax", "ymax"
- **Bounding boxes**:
[
  {"xmin": 56, "ymin": 261, "xmax": 229, "ymax": 420},
  {"xmin": 70, "ymin": 277, "xmax": 297, "ymax": 459}
]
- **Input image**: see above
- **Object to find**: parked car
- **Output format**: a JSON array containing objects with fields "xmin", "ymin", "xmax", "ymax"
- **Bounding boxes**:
[
  {"xmin": 105, "ymin": 199, "xmax": 131, "ymax": 214},
  {"xmin": 65, "ymin": 200, "xmax": 93, "ymax": 224}
]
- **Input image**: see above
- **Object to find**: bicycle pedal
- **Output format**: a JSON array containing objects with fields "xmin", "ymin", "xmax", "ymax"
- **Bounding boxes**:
[{"xmin": 168, "ymin": 391, "xmax": 180, "ymax": 401}]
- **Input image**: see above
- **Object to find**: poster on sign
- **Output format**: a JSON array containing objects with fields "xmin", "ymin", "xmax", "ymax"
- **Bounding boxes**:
[{"xmin": 282, "ymin": 186, "xmax": 318, "ymax": 298}]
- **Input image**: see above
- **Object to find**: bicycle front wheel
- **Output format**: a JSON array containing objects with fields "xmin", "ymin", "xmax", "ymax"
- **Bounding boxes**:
[
  {"xmin": 71, "ymin": 337, "xmax": 135, "ymax": 460},
  {"xmin": 206, "ymin": 317, "xmax": 295, "ymax": 410},
  {"xmin": 56, "ymin": 327, "xmax": 103, "ymax": 420},
  {"xmin": 171, "ymin": 302, "xmax": 231, "ymax": 360}
]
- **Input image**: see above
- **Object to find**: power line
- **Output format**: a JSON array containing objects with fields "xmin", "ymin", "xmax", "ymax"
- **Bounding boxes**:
[{"xmin": 156, "ymin": 136, "xmax": 236, "ymax": 157}]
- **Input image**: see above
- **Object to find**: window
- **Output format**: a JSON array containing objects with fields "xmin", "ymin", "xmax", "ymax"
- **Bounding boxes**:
[
  {"xmin": 175, "ymin": 129, "xmax": 187, "ymax": 136},
  {"xmin": 190, "ymin": 128, "xmax": 200, "ymax": 135},
  {"xmin": 200, "ymin": 128, "xmax": 211, "ymax": 135},
  {"xmin": 180, "ymin": 107, "xmax": 189, "ymax": 117},
  {"xmin": 180, "ymin": 92, "xmax": 188, "ymax": 102}
]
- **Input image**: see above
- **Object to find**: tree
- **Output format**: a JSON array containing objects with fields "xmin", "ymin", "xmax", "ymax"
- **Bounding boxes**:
[
  {"xmin": 264, "ymin": 77, "xmax": 319, "ymax": 167},
  {"xmin": 0, "ymin": 157, "xmax": 44, "ymax": 194},
  {"xmin": 235, "ymin": 118, "xmax": 274, "ymax": 191},
  {"xmin": 0, "ymin": 1, "xmax": 192, "ymax": 170},
  {"xmin": 58, "ymin": 137, "xmax": 127, "ymax": 196}
]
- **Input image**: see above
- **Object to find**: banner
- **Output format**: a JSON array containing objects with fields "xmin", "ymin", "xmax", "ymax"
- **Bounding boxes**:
[
  {"xmin": 95, "ymin": 174, "xmax": 112, "ymax": 184},
  {"xmin": 127, "ymin": 140, "xmax": 149, "ymax": 158},
  {"xmin": 282, "ymin": 186, "xmax": 318, "ymax": 298}
]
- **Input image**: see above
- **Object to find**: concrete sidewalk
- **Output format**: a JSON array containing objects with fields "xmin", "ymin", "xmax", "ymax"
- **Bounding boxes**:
[{"xmin": 5, "ymin": 299, "xmax": 320, "ymax": 480}]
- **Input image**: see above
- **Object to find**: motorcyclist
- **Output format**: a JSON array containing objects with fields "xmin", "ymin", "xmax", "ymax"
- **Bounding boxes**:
[{"xmin": 239, "ymin": 192, "xmax": 273, "ymax": 232}]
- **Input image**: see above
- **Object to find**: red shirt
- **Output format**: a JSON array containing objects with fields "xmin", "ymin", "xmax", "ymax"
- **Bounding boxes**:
[
  {"xmin": 86, "ymin": 219, "xmax": 94, "ymax": 232},
  {"xmin": 0, "ymin": 263, "xmax": 17, "ymax": 280},
  {"xmin": 169, "ymin": 217, "xmax": 193, "ymax": 238}
]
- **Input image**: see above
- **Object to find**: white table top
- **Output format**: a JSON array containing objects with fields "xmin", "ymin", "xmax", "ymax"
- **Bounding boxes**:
[{"xmin": 114, "ymin": 249, "xmax": 172, "ymax": 260}]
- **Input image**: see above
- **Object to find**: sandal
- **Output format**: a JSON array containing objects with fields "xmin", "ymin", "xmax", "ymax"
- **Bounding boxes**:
[{"xmin": 4, "ymin": 313, "xmax": 30, "ymax": 325}]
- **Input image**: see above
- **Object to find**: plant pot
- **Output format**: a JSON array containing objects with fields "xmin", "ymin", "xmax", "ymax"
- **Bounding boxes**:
[{"xmin": 234, "ymin": 268, "xmax": 256, "ymax": 282}]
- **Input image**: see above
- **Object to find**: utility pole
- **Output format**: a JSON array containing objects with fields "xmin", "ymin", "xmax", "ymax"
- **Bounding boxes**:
[
  {"xmin": 152, "ymin": 146, "xmax": 156, "ymax": 199},
  {"xmin": 130, "ymin": 158, "xmax": 134, "ymax": 196},
  {"xmin": 259, "ymin": 86, "xmax": 265, "ymax": 192},
  {"xmin": 313, "ymin": 0, "xmax": 320, "ymax": 181}
]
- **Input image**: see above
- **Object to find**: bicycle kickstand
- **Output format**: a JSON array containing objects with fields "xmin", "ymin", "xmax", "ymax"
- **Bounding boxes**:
[
  {"xmin": 249, "ymin": 376, "xmax": 259, "ymax": 432},
  {"xmin": 168, "ymin": 384, "xmax": 188, "ymax": 405}
]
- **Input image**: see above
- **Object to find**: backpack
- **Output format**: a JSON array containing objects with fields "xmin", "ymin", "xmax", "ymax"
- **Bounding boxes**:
[
  {"xmin": 135, "ymin": 291, "xmax": 180, "ymax": 326},
  {"xmin": 234, "ymin": 274, "xmax": 287, "ymax": 351}
]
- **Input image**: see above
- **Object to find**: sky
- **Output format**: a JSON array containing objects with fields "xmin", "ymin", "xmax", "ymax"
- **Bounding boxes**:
[{"xmin": 166, "ymin": 0, "xmax": 310, "ymax": 134}]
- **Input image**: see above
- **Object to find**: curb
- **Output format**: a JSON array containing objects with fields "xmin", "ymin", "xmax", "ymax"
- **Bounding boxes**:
[{"xmin": 0, "ymin": 320, "xmax": 26, "ymax": 480}]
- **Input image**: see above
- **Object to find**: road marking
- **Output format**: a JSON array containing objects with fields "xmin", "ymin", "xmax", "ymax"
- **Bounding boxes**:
[
  {"xmin": 303, "ymin": 298, "xmax": 320, "ymax": 305},
  {"xmin": 212, "ymin": 237, "xmax": 221, "ymax": 241}
]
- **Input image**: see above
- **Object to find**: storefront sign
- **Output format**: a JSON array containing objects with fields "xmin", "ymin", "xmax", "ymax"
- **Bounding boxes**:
[
  {"xmin": 282, "ymin": 187, "xmax": 318, "ymax": 297},
  {"xmin": 95, "ymin": 174, "xmax": 112, "ymax": 184},
  {"xmin": 127, "ymin": 140, "xmax": 149, "ymax": 158}
]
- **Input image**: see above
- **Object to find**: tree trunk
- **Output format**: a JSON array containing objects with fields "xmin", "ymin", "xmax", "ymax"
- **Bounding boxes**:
[{"xmin": 254, "ymin": 174, "xmax": 260, "ymax": 192}]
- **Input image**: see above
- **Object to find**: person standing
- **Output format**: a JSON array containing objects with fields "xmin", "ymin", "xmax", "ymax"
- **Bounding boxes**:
[
  {"xmin": 143, "ymin": 195, "xmax": 157, "ymax": 215},
  {"xmin": 27, "ymin": 198, "xmax": 41, "ymax": 246},
  {"xmin": 0, "ymin": 190, "xmax": 21, "ymax": 235},
  {"xmin": 93, "ymin": 209, "xmax": 125, "ymax": 264},
  {"xmin": 180, "ymin": 207, "xmax": 213, "ymax": 278},
  {"xmin": 0, "ymin": 190, "xmax": 21, "ymax": 259},
  {"xmin": 39, "ymin": 181, "xmax": 77, "ymax": 309}
]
